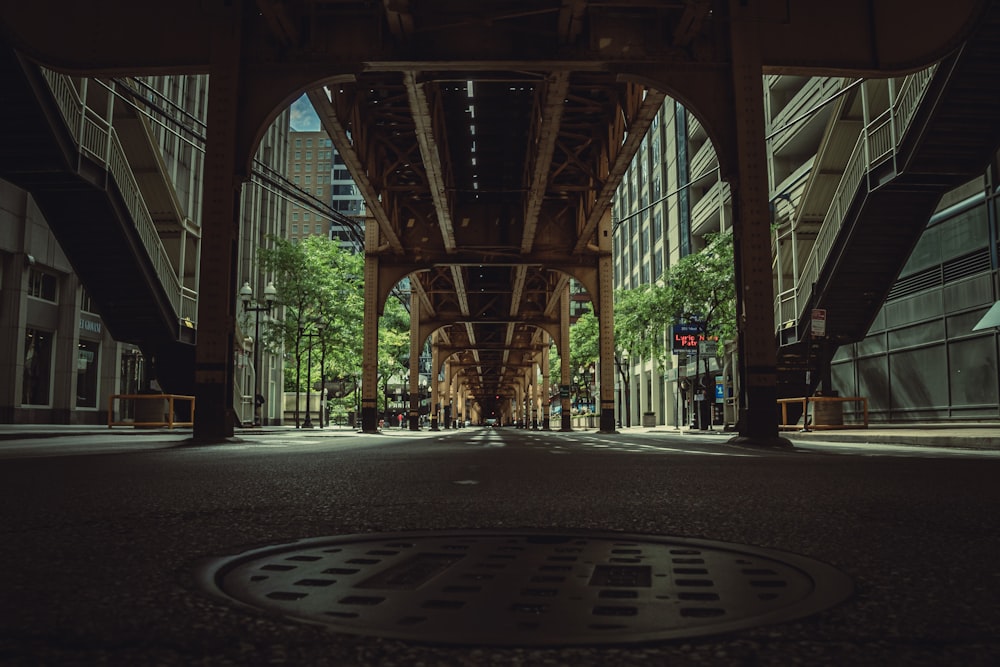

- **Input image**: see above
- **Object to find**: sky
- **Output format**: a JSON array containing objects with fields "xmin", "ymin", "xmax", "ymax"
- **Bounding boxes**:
[{"xmin": 289, "ymin": 94, "xmax": 320, "ymax": 132}]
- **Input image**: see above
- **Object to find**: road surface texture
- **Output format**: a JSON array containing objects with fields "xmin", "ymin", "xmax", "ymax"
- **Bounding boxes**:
[{"xmin": 1, "ymin": 424, "xmax": 998, "ymax": 665}]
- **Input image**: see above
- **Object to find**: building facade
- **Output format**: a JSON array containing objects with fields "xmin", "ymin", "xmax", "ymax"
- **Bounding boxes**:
[
  {"xmin": 0, "ymin": 67, "xmax": 289, "ymax": 426},
  {"xmin": 286, "ymin": 128, "xmax": 366, "ymax": 252},
  {"xmin": 612, "ymin": 71, "xmax": 1000, "ymax": 427}
]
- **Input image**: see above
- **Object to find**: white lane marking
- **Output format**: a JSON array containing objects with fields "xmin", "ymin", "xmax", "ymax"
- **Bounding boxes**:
[
  {"xmin": 569, "ymin": 439, "xmax": 752, "ymax": 457},
  {"xmin": 453, "ymin": 479, "xmax": 480, "ymax": 485}
]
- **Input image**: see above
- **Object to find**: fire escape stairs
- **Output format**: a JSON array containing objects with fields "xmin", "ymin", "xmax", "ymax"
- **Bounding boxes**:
[
  {"xmin": 0, "ymin": 42, "xmax": 195, "ymax": 393},
  {"xmin": 776, "ymin": 6, "xmax": 1000, "ymax": 401}
]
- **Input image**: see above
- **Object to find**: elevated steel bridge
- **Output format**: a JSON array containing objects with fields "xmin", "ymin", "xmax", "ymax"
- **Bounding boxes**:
[{"xmin": 0, "ymin": 0, "xmax": 989, "ymax": 441}]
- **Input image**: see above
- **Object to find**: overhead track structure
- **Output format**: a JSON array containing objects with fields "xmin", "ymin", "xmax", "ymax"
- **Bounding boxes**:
[{"xmin": 0, "ymin": 0, "xmax": 987, "ymax": 440}]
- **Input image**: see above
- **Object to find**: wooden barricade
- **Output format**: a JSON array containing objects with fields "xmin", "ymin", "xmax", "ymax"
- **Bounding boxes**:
[
  {"xmin": 108, "ymin": 393, "xmax": 196, "ymax": 429},
  {"xmin": 777, "ymin": 395, "xmax": 869, "ymax": 431}
]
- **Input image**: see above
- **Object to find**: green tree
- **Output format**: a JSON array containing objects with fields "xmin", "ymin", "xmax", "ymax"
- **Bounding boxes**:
[
  {"xmin": 615, "ymin": 230, "xmax": 735, "ymax": 369},
  {"xmin": 259, "ymin": 236, "xmax": 365, "ymax": 422},
  {"xmin": 569, "ymin": 308, "xmax": 599, "ymax": 372},
  {"xmin": 614, "ymin": 285, "xmax": 669, "ymax": 368},
  {"xmin": 377, "ymin": 296, "xmax": 411, "ymax": 420},
  {"xmin": 568, "ymin": 308, "xmax": 600, "ymax": 413},
  {"xmin": 614, "ymin": 230, "xmax": 736, "ymax": 428},
  {"xmin": 661, "ymin": 230, "xmax": 736, "ymax": 346}
]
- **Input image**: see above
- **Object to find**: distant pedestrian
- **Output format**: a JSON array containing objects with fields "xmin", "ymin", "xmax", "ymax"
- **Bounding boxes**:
[{"xmin": 397, "ymin": 413, "xmax": 404, "ymax": 428}]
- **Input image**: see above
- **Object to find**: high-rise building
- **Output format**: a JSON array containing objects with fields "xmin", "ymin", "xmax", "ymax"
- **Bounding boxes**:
[
  {"xmin": 286, "ymin": 130, "xmax": 365, "ymax": 250},
  {"xmin": 613, "ymin": 68, "xmax": 1000, "ymax": 427},
  {"xmin": 287, "ymin": 130, "xmax": 332, "ymax": 244}
]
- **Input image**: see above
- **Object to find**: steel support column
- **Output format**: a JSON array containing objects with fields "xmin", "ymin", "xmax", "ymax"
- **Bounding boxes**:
[
  {"xmin": 541, "ymin": 334, "xmax": 551, "ymax": 430},
  {"xmin": 408, "ymin": 285, "xmax": 421, "ymax": 430},
  {"xmin": 728, "ymin": 1, "xmax": 791, "ymax": 447},
  {"xmin": 360, "ymin": 221, "xmax": 380, "ymax": 433},
  {"xmin": 443, "ymin": 356, "xmax": 452, "ymax": 428},
  {"xmin": 193, "ymin": 4, "xmax": 242, "ymax": 442},
  {"xmin": 530, "ymin": 361, "xmax": 538, "ymax": 429},
  {"xmin": 597, "ymin": 217, "xmax": 617, "ymax": 434},
  {"xmin": 429, "ymin": 338, "xmax": 440, "ymax": 431},
  {"xmin": 559, "ymin": 283, "xmax": 572, "ymax": 432}
]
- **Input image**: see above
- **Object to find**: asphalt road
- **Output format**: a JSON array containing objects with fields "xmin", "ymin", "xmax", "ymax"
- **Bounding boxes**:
[{"xmin": 1, "ymin": 426, "xmax": 998, "ymax": 666}]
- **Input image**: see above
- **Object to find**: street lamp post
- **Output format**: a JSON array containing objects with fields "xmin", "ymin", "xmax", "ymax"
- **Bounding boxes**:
[
  {"xmin": 577, "ymin": 364, "xmax": 594, "ymax": 413},
  {"xmin": 239, "ymin": 280, "xmax": 276, "ymax": 426},
  {"xmin": 615, "ymin": 349, "xmax": 631, "ymax": 428},
  {"xmin": 301, "ymin": 323, "xmax": 322, "ymax": 429},
  {"xmin": 419, "ymin": 381, "xmax": 427, "ymax": 428},
  {"xmin": 318, "ymin": 331, "xmax": 327, "ymax": 429}
]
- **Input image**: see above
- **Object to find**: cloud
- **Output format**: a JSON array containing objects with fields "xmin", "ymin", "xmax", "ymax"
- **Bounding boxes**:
[{"xmin": 289, "ymin": 94, "xmax": 320, "ymax": 132}]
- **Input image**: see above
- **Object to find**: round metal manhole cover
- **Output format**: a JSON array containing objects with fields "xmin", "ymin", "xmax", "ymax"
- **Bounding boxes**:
[{"xmin": 197, "ymin": 530, "xmax": 852, "ymax": 646}]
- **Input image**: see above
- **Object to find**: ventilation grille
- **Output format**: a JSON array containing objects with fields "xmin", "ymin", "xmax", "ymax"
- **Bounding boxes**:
[{"xmin": 887, "ymin": 247, "xmax": 992, "ymax": 301}]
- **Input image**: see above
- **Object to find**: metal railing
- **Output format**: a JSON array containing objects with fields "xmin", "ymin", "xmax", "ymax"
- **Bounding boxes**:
[
  {"xmin": 776, "ymin": 66, "xmax": 938, "ymax": 332},
  {"xmin": 38, "ymin": 68, "xmax": 194, "ymax": 331}
]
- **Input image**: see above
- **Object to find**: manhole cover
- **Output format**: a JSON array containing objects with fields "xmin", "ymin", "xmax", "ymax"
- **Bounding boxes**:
[{"xmin": 197, "ymin": 530, "xmax": 852, "ymax": 645}]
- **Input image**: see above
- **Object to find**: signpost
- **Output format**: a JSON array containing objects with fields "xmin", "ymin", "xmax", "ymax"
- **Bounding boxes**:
[{"xmin": 811, "ymin": 309, "xmax": 827, "ymax": 337}]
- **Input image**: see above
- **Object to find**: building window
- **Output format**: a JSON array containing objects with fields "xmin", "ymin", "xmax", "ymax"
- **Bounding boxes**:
[
  {"xmin": 294, "ymin": 151, "xmax": 301, "ymax": 160},
  {"xmin": 292, "ymin": 224, "xmax": 298, "ymax": 234},
  {"xmin": 306, "ymin": 138, "xmax": 313, "ymax": 148},
  {"xmin": 315, "ymin": 187, "xmax": 323, "ymax": 197},
  {"xmin": 303, "ymin": 212, "xmax": 311, "ymax": 221},
  {"xmin": 295, "ymin": 139, "xmax": 302, "ymax": 147},
  {"xmin": 22, "ymin": 328, "xmax": 53, "ymax": 406},
  {"xmin": 28, "ymin": 268, "xmax": 58, "ymax": 302},
  {"xmin": 77, "ymin": 340, "xmax": 99, "ymax": 408},
  {"xmin": 315, "ymin": 224, "xmax": 322, "ymax": 234}
]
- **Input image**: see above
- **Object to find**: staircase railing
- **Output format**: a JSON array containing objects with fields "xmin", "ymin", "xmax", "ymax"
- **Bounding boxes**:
[
  {"xmin": 38, "ymin": 67, "xmax": 193, "ymax": 331},
  {"xmin": 776, "ymin": 65, "xmax": 938, "ymax": 333}
]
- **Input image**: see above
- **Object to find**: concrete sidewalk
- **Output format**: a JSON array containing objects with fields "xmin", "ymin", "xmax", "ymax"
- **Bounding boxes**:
[
  {"xmin": 618, "ymin": 422, "xmax": 1000, "ymax": 450},
  {"xmin": 0, "ymin": 421, "xmax": 997, "ymax": 449}
]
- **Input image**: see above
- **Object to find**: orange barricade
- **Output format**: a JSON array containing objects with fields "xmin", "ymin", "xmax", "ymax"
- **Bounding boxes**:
[{"xmin": 107, "ymin": 393, "xmax": 195, "ymax": 429}]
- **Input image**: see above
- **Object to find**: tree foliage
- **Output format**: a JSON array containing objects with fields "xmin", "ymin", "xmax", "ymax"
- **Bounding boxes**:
[
  {"xmin": 662, "ymin": 230, "xmax": 736, "ymax": 344},
  {"xmin": 613, "ymin": 230, "xmax": 736, "ymax": 370},
  {"xmin": 614, "ymin": 285, "xmax": 668, "ymax": 367},
  {"xmin": 258, "ymin": 236, "xmax": 414, "ymax": 417},
  {"xmin": 568, "ymin": 308, "xmax": 599, "ymax": 375},
  {"xmin": 258, "ymin": 236, "xmax": 364, "ymax": 393},
  {"xmin": 376, "ymin": 296, "xmax": 411, "ymax": 413}
]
